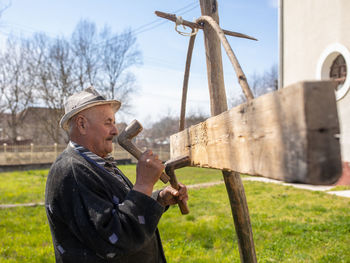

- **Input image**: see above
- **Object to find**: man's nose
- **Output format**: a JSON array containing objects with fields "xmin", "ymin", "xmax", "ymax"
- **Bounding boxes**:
[{"xmin": 111, "ymin": 124, "xmax": 118, "ymax": 136}]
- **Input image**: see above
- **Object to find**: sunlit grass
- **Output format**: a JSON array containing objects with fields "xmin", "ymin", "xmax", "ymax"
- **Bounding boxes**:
[
  {"xmin": 0, "ymin": 170, "xmax": 47, "ymax": 204},
  {"xmin": 0, "ymin": 165, "xmax": 223, "ymax": 204},
  {"xmin": 0, "ymin": 207, "xmax": 53, "ymax": 263},
  {"xmin": 0, "ymin": 168, "xmax": 349, "ymax": 262},
  {"xmin": 329, "ymin": 185, "xmax": 350, "ymax": 191},
  {"xmin": 160, "ymin": 183, "xmax": 350, "ymax": 262},
  {"xmin": 117, "ymin": 165, "xmax": 224, "ymax": 188}
]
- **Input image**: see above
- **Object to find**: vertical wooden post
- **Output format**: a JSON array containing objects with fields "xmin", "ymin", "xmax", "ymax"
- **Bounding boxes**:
[
  {"xmin": 159, "ymin": 145, "xmax": 163, "ymax": 161},
  {"xmin": 3, "ymin": 143, "xmax": 7, "ymax": 163},
  {"xmin": 30, "ymin": 143, "xmax": 34, "ymax": 164},
  {"xmin": 199, "ymin": 0, "xmax": 257, "ymax": 262},
  {"xmin": 223, "ymin": 171, "xmax": 257, "ymax": 263},
  {"xmin": 199, "ymin": 0, "xmax": 228, "ymax": 116},
  {"xmin": 54, "ymin": 143, "xmax": 58, "ymax": 159}
]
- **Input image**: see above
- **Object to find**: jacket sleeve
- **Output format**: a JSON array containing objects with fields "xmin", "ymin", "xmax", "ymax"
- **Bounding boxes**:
[{"xmin": 54, "ymin": 160, "xmax": 165, "ymax": 260}]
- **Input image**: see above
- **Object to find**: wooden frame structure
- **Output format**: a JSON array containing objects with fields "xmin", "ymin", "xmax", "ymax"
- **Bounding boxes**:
[{"xmin": 157, "ymin": 1, "xmax": 342, "ymax": 262}]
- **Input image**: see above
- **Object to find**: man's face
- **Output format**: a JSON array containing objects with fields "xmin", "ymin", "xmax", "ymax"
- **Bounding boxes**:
[{"xmin": 80, "ymin": 104, "xmax": 118, "ymax": 158}]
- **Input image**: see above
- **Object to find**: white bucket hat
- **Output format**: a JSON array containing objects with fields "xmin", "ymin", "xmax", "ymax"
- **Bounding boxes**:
[{"xmin": 60, "ymin": 87, "xmax": 121, "ymax": 131}]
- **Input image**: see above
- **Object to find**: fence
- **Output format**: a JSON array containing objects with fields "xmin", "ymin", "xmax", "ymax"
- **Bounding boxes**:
[{"xmin": 0, "ymin": 143, "xmax": 170, "ymax": 166}]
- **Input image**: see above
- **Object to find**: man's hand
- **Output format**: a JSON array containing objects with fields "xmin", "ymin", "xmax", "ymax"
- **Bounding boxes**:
[
  {"xmin": 133, "ymin": 150, "xmax": 164, "ymax": 196},
  {"xmin": 157, "ymin": 183, "xmax": 188, "ymax": 207}
]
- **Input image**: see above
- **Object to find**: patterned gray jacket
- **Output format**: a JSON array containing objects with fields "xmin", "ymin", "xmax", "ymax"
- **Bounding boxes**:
[{"xmin": 45, "ymin": 144, "xmax": 167, "ymax": 262}]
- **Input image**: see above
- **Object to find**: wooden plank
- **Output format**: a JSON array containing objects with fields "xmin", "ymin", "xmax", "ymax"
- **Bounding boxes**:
[{"xmin": 170, "ymin": 81, "xmax": 342, "ymax": 185}]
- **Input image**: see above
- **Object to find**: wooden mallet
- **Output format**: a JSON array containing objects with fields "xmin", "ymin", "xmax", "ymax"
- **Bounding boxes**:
[{"xmin": 117, "ymin": 119, "xmax": 170, "ymax": 184}]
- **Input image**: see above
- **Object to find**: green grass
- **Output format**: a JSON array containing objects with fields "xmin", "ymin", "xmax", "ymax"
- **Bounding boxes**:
[
  {"xmin": 116, "ymin": 165, "xmax": 224, "ymax": 188},
  {"xmin": 0, "ymin": 165, "xmax": 223, "ymax": 204},
  {"xmin": 0, "ymin": 207, "xmax": 53, "ymax": 263},
  {"xmin": 0, "ymin": 170, "xmax": 48, "ymax": 204},
  {"xmin": 0, "ymin": 167, "xmax": 349, "ymax": 262},
  {"xmin": 160, "ymin": 183, "xmax": 350, "ymax": 262},
  {"xmin": 329, "ymin": 185, "xmax": 350, "ymax": 191}
]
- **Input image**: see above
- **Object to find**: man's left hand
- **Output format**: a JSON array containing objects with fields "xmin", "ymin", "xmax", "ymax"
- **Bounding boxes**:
[{"xmin": 157, "ymin": 183, "xmax": 188, "ymax": 207}]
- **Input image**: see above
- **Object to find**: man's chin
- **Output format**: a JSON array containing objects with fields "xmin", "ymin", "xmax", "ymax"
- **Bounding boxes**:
[{"xmin": 106, "ymin": 141, "xmax": 114, "ymax": 153}]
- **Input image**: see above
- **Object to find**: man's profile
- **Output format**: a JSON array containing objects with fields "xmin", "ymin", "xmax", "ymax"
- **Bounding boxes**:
[{"xmin": 45, "ymin": 87, "xmax": 188, "ymax": 262}]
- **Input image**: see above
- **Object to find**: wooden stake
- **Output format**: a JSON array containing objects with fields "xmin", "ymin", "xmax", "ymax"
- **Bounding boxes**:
[
  {"xmin": 179, "ymin": 31, "xmax": 196, "ymax": 132},
  {"xmin": 199, "ymin": 0, "xmax": 257, "ymax": 262}
]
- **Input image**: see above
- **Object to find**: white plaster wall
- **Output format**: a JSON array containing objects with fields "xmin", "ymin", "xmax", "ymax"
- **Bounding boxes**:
[{"xmin": 283, "ymin": 0, "xmax": 350, "ymax": 161}]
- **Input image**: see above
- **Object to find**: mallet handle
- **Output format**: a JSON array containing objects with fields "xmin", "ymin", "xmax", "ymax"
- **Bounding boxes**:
[
  {"xmin": 165, "ymin": 156, "xmax": 191, "ymax": 214},
  {"xmin": 118, "ymin": 120, "xmax": 169, "ymax": 183}
]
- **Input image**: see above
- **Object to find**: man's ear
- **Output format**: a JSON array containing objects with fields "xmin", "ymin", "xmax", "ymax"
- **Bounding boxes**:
[{"xmin": 76, "ymin": 115, "xmax": 88, "ymax": 135}]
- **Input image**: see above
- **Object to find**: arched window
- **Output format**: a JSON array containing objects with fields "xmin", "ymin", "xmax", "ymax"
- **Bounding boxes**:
[
  {"xmin": 329, "ymin": 54, "xmax": 347, "ymax": 91},
  {"xmin": 316, "ymin": 43, "xmax": 350, "ymax": 100}
]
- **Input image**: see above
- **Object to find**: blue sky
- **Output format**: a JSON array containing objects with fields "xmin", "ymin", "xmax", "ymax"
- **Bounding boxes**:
[{"xmin": 0, "ymin": 0, "xmax": 278, "ymax": 126}]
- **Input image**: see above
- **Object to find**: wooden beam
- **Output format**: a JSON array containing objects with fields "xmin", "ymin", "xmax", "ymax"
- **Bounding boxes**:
[{"xmin": 170, "ymin": 81, "xmax": 342, "ymax": 185}]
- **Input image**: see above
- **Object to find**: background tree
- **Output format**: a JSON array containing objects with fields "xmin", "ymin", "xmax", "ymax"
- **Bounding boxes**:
[
  {"xmin": 71, "ymin": 20, "xmax": 142, "ymax": 111},
  {"xmin": 0, "ymin": 19, "xmax": 141, "ymax": 144},
  {"xmin": 250, "ymin": 64, "xmax": 278, "ymax": 96},
  {"xmin": 229, "ymin": 64, "xmax": 278, "ymax": 107},
  {"xmin": 71, "ymin": 19, "xmax": 100, "ymax": 90},
  {"xmin": 100, "ymin": 27, "xmax": 141, "ymax": 113},
  {"xmin": 0, "ymin": 0, "xmax": 10, "ymax": 114},
  {"xmin": 0, "ymin": 37, "xmax": 34, "ymax": 143},
  {"xmin": 29, "ymin": 34, "xmax": 78, "ymax": 143},
  {"xmin": 143, "ymin": 111, "xmax": 208, "ymax": 147},
  {"xmin": 0, "ymin": 80, "xmax": 5, "ymax": 114}
]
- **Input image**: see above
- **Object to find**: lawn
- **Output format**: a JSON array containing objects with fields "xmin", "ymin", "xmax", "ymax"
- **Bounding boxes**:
[
  {"xmin": 0, "ymin": 166, "xmax": 349, "ymax": 262},
  {"xmin": 0, "ymin": 166, "xmax": 224, "ymax": 205}
]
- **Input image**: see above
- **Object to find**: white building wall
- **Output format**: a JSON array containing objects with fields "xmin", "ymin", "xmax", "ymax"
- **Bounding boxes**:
[{"xmin": 283, "ymin": 0, "xmax": 350, "ymax": 162}]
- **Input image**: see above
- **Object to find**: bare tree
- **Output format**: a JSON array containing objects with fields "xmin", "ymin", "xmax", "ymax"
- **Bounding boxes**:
[
  {"xmin": 0, "ymin": 1, "xmax": 11, "ymax": 114},
  {"xmin": 29, "ymin": 21, "xmax": 141, "ymax": 143},
  {"xmin": 71, "ymin": 19, "xmax": 100, "ymax": 90},
  {"xmin": 29, "ymin": 33, "xmax": 77, "ymax": 143},
  {"xmin": 71, "ymin": 21, "xmax": 141, "ymax": 114},
  {"xmin": 0, "ymin": 37, "xmax": 34, "ymax": 143},
  {"xmin": 143, "ymin": 111, "xmax": 208, "ymax": 146},
  {"xmin": 0, "ymin": 81, "xmax": 5, "ymax": 114},
  {"xmin": 0, "ymin": 19, "xmax": 142, "ymax": 144},
  {"xmin": 229, "ymin": 64, "xmax": 278, "ymax": 107},
  {"xmin": 250, "ymin": 64, "xmax": 278, "ymax": 96},
  {"xmin": 100, "ymin": 28, "xmax": 141, "ymax": 113}
]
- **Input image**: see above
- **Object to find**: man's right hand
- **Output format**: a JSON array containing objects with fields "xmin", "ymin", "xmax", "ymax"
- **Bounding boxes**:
[{"xmin": 133, "ymin": 150, "xmax": 165, "ymax": 196}]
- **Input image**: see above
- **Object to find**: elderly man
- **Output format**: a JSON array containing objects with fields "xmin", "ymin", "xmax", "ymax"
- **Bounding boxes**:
[{"xmin": 45, "ymin": 87, "xmax": 188, "ymax": 263}]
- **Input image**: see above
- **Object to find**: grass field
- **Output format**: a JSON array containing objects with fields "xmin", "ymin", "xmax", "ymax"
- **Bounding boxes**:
[{"xmin": 0, "ymin": 165, "xmax": 349, "ymax": 262}]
